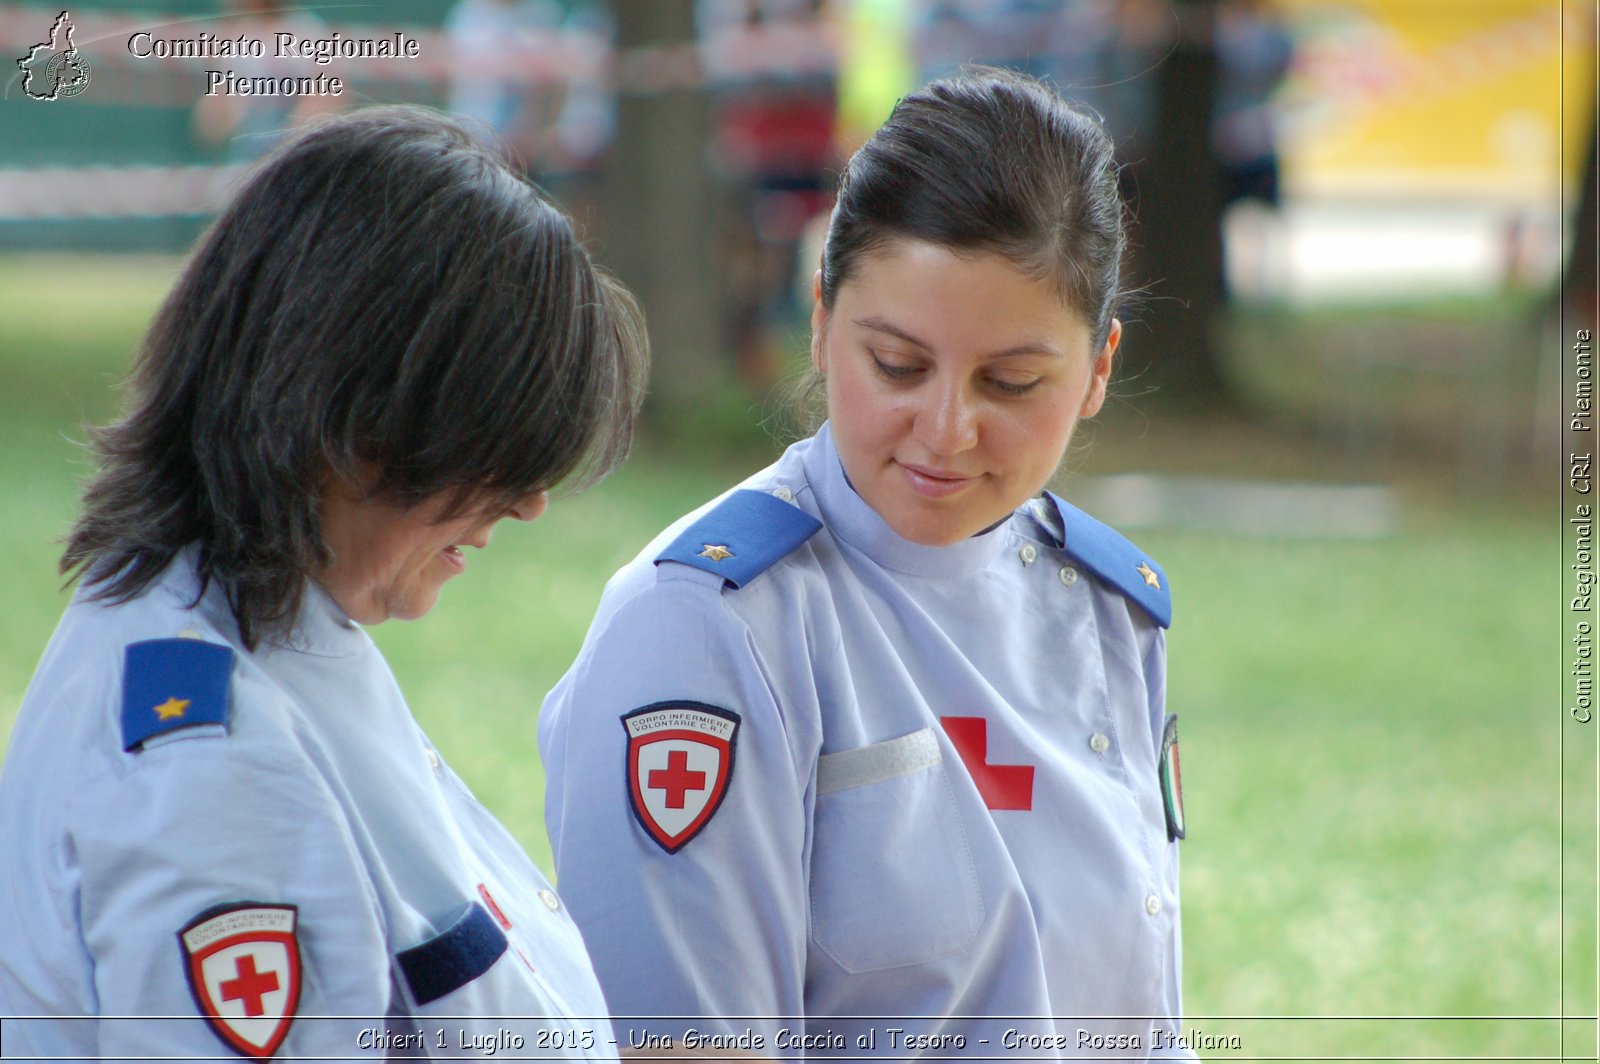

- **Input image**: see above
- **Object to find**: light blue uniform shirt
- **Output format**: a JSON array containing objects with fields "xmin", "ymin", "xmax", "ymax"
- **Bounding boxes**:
[
  {"xmin": 0, "ymin": 550, "xmax": 615, "ymax": 1061},
  {"xmin": 541, "ymin": 424, "xmax": 1193, "ymax": 1060}
]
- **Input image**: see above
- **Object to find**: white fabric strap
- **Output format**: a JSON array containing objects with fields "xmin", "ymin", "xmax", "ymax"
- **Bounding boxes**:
[{"xmin": 816, "ymin": 727, "xmax": 942, "ymax": 796}]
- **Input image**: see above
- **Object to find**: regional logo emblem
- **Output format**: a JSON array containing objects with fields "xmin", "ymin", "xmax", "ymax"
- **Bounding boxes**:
[
  {"xmin": 622, "ymin": 702, "xmax": 740, "ymax": 853},
  {"xmin": 16, "ymin": 10, "xmax": 91, "ymax": 101},
  {"xmin": 179, "ymin": 903, "xmax": 302, "ymax": 1060}
]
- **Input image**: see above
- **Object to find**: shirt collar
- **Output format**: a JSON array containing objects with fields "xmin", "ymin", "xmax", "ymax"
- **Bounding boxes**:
[
  {"xmin": 288, "ymin": 578, "xmax": 370, "ymax": 657},
  {"xmin": 801, "ymin": 421, "xmax": 1011, "ymax": 579},
  {"xmin": 156, "ymin": 544, "xmax": 369, "ymax": 658}
]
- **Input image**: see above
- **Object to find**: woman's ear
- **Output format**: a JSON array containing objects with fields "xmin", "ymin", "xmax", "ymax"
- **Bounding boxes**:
[
  {"xmin": 809, "ymin": 270, "xmax": 828, "ymax": 375},
  {"xmin": 1080, "ymin": 318, "xmax": 1121, "ymax": 418}
]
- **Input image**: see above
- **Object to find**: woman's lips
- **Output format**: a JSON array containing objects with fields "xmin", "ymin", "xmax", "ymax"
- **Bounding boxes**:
[{"xmin": 898, "ymin": 461, "xmax": 979, "ymax": 498}]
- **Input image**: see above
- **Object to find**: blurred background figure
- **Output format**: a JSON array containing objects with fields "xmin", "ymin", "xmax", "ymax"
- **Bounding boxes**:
[
  {"xmin": 1212, "ymin": 0, "xmax": 1292, "ymax": 209},
  {"xmin": 445, "ymin": 0, "xmax": 566, "ymax": 168},
  {"xmin": 543, "ymin": 0, "xmax": 617, "ymax": 202},
  {"xmin": 833, "ymin": 0, "xmax": 914, "ymax": 153},
  {"xmin": 448, "ymin": 0, "xmax": 616, "ymax": 215},
  {"xmin": 1037, "ymin": 0, "xmax": 1168, "ymax": 192},
  {"xmin": 911, "ymin": 0, "xmax": 1065, "ymax": 83},
  {"xmin": 192, "ymin": 0, "xmax": 344, "ymax": 160},
  {"xmin": 699, "ymin": 0, "xmax": 838, "ymax": 385}
]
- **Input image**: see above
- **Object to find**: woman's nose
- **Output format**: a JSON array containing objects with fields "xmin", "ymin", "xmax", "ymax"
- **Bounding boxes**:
[
  {"xmin": 913, "ymin": 382, "xmax": 978, "ymax": 456},
  {"xmin": 507, "ymin": 491, "xmax": 549, "ymax": 523}
]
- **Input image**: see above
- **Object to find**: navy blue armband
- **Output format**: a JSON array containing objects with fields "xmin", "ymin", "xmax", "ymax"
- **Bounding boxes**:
[{"xmin": 397, "ymin": 902, "xmax": 508, "ymax": 1006}]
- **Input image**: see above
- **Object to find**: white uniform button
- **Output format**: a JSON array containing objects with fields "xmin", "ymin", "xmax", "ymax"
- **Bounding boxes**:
[
  {"xmin": 1019, "ymin": 544, "xmax": 1037, "ymax": 565},
  {"xmin": 1058, "ymin": 565, "xmax": 1078, "ymax": 587},
  {"xmin": 1089, "ymin": 732, "xmax": 1110, "ymax": 754},
  {"xmin": 772, "ymin": 487, "xmax": 794, "ymax": 502},
  {"xmin": 425, "ymin": 748, "xmax": 441, "ymax": 771},
  {"xmin": 1145, "ymin": 893, "xmax": 1162, "ymax": 916},
  {"xmin": 539, "ymin": 889, "xmax": 561, "ymax": 912}
]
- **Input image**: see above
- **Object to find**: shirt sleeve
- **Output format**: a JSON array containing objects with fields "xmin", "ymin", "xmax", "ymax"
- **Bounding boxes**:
[
  {"xmin": 541, "ymin": 567, "xmax": 816, "ymax": 1052},
  {"xmin": 67, "ymin": 714, "xmax": 395, "ymax": 1060}
]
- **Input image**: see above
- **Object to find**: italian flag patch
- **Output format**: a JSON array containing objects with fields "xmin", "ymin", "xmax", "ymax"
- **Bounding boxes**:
[{"xmin": 1159, "ymin": 713, "xmax": 1185, "ymax": 841}]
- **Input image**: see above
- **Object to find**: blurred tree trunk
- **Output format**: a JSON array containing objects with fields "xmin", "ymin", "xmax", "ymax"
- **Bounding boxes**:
[
  {"xmin": 1128, "ymin": 0, "xmax": 1231, "ymax": 403},
  {"xmin": 597, "ymin": 0, "xmax": 725, "ymax": 412}
]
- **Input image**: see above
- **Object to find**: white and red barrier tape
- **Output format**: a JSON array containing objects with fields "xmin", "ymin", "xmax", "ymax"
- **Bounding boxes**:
[{"xmin": 0, "ymin": 163, "xmax": 251, "ymax": 219}]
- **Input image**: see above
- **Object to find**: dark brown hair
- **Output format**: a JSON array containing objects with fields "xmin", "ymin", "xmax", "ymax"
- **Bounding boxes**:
[
  {"xmin": 63, "ymin": 105, "xmax": 647, "ymax": 647},
  {"xmin": 821, "ymin": 68, "xmax": 1127, "ymax": 350}
]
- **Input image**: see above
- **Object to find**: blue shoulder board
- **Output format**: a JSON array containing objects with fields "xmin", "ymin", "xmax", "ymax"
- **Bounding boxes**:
[
  {"xmin": 1045, "ymin": 492, "xmax": 1172, "ymax": 628},
  {"xmin": 655, "ymin": 489, "xmax": 823, "ymax": 589},
  {"xmin": 121, "ymin": 638, "xmax": 234, "ymax": 752}
]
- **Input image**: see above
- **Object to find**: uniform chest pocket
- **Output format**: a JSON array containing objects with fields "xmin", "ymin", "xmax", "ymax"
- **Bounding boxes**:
[{"xmin": 808, "ymin": 728, "xmax": 986, "ymax": 973}]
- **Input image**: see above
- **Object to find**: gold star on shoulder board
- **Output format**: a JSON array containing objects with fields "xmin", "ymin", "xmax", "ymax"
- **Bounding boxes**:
[
  {"xmin": 699, "ymin": 544, "xmax": 734, "ymax": 563},
  {"xmin": 1136, "ymin": 562, "xmax": 1161, "ymax": 590},
  {"xmin": 153, "ymin": 696, "xmax": 191, "ymax": 721}
]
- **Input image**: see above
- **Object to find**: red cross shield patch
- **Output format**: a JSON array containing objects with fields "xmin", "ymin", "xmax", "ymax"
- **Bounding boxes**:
[
  {"xmin": 179, "ymin": 903, "xmax": 302, "ymax": 1061},
  {"xmin": 623, "ymin": 702, "xmax": 740, "ymax": 853}
]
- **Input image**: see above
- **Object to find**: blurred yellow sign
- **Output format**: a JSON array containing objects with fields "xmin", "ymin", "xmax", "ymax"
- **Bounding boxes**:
[{"xmin": 1279, "ymin": 0, "xmax": 1594, "ymax": 202}]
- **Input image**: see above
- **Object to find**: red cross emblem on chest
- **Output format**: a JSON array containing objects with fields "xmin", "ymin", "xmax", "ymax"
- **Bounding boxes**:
[{"xmin": 939, "ymin": 716, "xmax": 1035, "ymax": 811}]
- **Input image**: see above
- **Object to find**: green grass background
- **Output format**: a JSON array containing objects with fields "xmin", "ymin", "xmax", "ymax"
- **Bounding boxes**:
[{"xmin": 0, "ymin": 255, "xmax": 1586, "ymax": 1061}]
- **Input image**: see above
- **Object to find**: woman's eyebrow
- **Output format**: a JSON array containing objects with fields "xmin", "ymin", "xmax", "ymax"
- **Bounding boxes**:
[
  {"xmin": 851, "ymin": 315, "xmax": 1065, "ymax": 359},
  {"xmin": 853, "ymin": 316, "xmax": 930, "ymax": 350}
]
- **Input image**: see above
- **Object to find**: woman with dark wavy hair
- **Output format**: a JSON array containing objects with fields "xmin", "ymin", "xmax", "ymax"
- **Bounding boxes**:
[{"xmin": 0, "ymin": 106, "xmax": 645, "ymax": 1060}]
